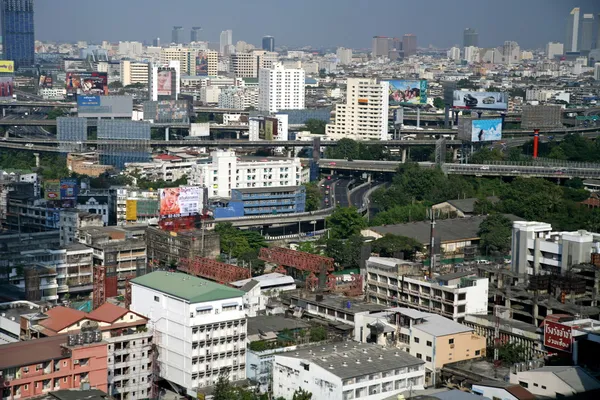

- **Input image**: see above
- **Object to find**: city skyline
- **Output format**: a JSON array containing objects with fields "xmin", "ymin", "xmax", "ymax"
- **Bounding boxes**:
[{"xmin": 34, "ymin": 0, "xmax": 599, "ymax": 50}]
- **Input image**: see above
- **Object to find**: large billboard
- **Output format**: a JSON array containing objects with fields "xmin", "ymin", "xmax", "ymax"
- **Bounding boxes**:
[
  {"xmin": 39, "ymin": 75, "xmax": 53, "ymax": 88},
  {"xmin": 544, "ymin": 321, "xmax": 573, "ymax": 353},
  {"xmin": 453, "ymin": 90, "xmax": 508, "ymax": 110},
  {"xmin": 143, "ymin": 100, "xmax": 189, "ymax": 123},
  {"xmin": 196, "ymin": 54, "xmax": 208, "ymax": 76},
  {"xmin": 387, "ymin": 80, "xmax": 428, "ymax": 105},
  {"xmin": 78, "ymin": 96, "xmax": 101, "ymax": 107},
  {"xmin": 0, "ymin": 61, "xmax": 15, "ymax": 73},
  {"xmin": 190, "ymin": 123, "xmax": 210, "ymax": 137},
  {"xmin": 126, "ymin": 200, "xmax": 138, "ymax": 221},
  {"xmin": 259, "ymin": 117, "xmax": 278, "ymax": 140},
  {"xmin": 44, "ymin": 180, "xmax": 61, "ymax": 200},
  {"xmin": 159, "ymin": 186, "xmax": 202, "ymax": 218},
  {"xmin": 0, "ymin": 77, "xmax": 14, "ymax": 100},
  {"xmin": 470, "ymin": 118, "xmax": 502, "ymax": 142},
  {"xmin": 521, "ymin": 105, "xmax": 563, "ymax": 129},
  {"xmin": 156, "ymin": 70, "xmax": 172, "ymax": 96},
  {"xmin": 77, "ymin": 96, "xmax": 133, "ymax": 118},
  {"xmin": 60, "ymin": 178, "xmax": 78, "ymax": 200},
  {"xmin": 66, "ymin": 72, "xmax": 108, "ymax": 96}
]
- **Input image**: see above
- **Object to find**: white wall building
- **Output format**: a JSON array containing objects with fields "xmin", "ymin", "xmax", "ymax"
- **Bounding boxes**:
[
  {"xmin": 248, "ymin": 114, "xmax": 289, "ymax": 142},
  {"xmin": 463, "ymin": 46, "xmax": 480, "ymax": 63},
  {"xmin": 595, "ymin": 63, "xmax": 600, "ymax": 81},
  {"xmin": 189, "ymin": 150, "xmax": 302, "ymax": 198},
  {"xmin": 120, "ymin": 61, "xmax": 149, "ymax": 86},
  {"xmin": 326, "ymin": 78, "xmax": 389, "ymax": 141},
  {"xmin": 336, "ymin": 47, "xmax": 353, "ymax": 65},
  {"xmin": 200, "ymin": 86, "xmax": 221, "ymax": 104},
  {"xmin": 230, "ymin": 273, "xmax": 296, "ymax": 317},
  {"xmin": 272, "ymin": 342, "xmax": 425, "ymax": 400},
  {"xmin": 447, "ymin": 47, "xmax": 461, "ymax": 61},
  {"xmin": 546, "ymin": 42, "xmax": 564, "ymax": 59},
  {"xmin": 218, "ymin": 87, "xmax": 259, "ymax": 110},
  {"xmin": 258, "ymin": 63, "xmax": 305, "ymax": 113},
  {"xmin": 39, "ymin": 88, "xmax": 65, "ymax": 100},
  {"xmin": 509, "ymin": 366, "xmax": 600, "ymax": 398},
  {"xmin": 130, "ymin": 271, "xmax": 247, "ymax": 398},
  {"xmin": 220, "ymin": 30, "xmax": 233, "ymax": 55}
]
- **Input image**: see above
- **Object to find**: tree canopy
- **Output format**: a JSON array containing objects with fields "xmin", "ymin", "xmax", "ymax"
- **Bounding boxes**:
[
  {"xmin": 371, "ymin": 234, "xmax": 423, "ymax": 260},
  {"xmin": 304, "ymin": 119, "xmax": 327, "ymax": 135},
  {"xmin": 214, "ymin": 223, "xmax": 267, "ymax": 275},
  {"xmin": 478, "ymin": 214, "xmax": 513, "ymax": 255},
  {"xmin": 325, "ymin": 138, "xmax": 389, "ymax": 161},
  {"xmin": 326, "ymin": 206, "xmax": 366, "ymax": 239}
]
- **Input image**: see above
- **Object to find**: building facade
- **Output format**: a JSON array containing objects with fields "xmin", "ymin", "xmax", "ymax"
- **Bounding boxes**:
[
  {"xmin": 218, "ymin": 87, "xmax": 258, "ymax": 110},
  {"xmin": 258, "ymin": 63, "xmax": 305, "ymax": 113},
  {"xmin": 463, "ymin": 28, "xmax": 479, "ymax": 48},
  {"xmin": 120, "ymin": 61, "xmax": 149, "ymax": 86},
  {"xmin": 213, "ymin": 186, "xmax": 305, "ymax": 218},
  {"xmin": 336, "ymin": 47, "xmax": 353, "ymax": 65},
  {"xmin": 566, "ymin": 7, "xmax": 580, "ymax": 53},
  {"xmin": 262, "ymin": 36, "xmax": 275, "ymax": 52},
  {"xmin": 1, "ymin": 0, "xmax": 35, "ymax": 68}
]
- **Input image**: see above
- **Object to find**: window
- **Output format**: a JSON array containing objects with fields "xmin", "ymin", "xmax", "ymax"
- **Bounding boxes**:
[
  {"xmin": 533, "ymin": 383, "xmax": 539, "ymax": 387},
  {"xmin": 542, "ymin": 386, "xmax": 546, "ymax": 390},
  {"xmin": 63, "ymin": 377, "xmax": 67, "ymax": 383},
  {"xmin": 449, "ymin": 338, "xmax": 454, "ymax": 345},
  {"xmin": 154, "ymin": 296, "xmax": 160, "ymax": 302},
  {"xmin": 416, "ymin": 353, "xmax": 422, "ymax": 359},
  {"xmin": 426, "ymin": 341, "xmax": 432, "ymax": 347},
  {"xmin": 414, "ymin": 337, "xmax": 420, "ymax": 343},
  {"xmin": 426, "ymin": 356, "xmax": 432, "ymax": 362},
  {"xmin": 519, "ymin": 381, "xmax": 529, "ymax": 388},
  {"xmin": 475, "ymin": 350, "xmax": 481, "ymax": 356}
]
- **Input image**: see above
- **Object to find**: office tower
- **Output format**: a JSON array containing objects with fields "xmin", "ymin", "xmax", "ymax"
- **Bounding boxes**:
[
  {"xmin": 581, "ymin": 14, "xmax": 594, "ymax": 51},
  {"xmin": 597, "ymin": 14, "xmax": 600, "ymax": 49},
  {"xmin": 464, "ymin": 46, "xmax": 480, "ymax": 63},
  {"xmin": 502, "ymin": 41, "xmax": 520, "ymax": 65},
  {"xmin": 262, "ymin": 35, "xmax": 275, "ymax": 52},
  {"xmin": 172, "ymin": 26, "xmax": 184, "ymax": 44},
  {"xmin": 463, "ymin": 28, "xmax": 479, "ymax": 48},
  {"xmin": 97, "ymin": 120, "xmax": 151, "ymax": 169},
  {"xmin": 595, "ymin": 63, "xmax": 600, "ymax": 80},
  {"xmin": 1, "ymin": 0, "xmax": 35, "ymax": 68},
  {"xmin": 150, "ymin": 61, "xmax": 180, "ymax": 101},
  {"xmin": 258, "ymin": 63, "xmax": 305, "ymax": 113},
  {"xmin": 325, "ymin": 78, "xmax": 389, "ymax": 141},
  {"xmin": 546, "ymin": 42, "xmax": 564, "ymax": 59},
  {"xmin": 190, "ymin": 26, "xmax": 202, "ymax": 43},
  {"xmin": 220, "ymin": 29, "xmax": 233, "ymax": 54},
  {"xmin": 336, "ymin": 47, "xmax": 353, "ymax": 65},
  {"xmin": 120, "ymin": 60, "xmax": 149, "ymax": 86},
  {"xmin": 196, "ymin": 50, "xmax": 218, "ymax": 76},
  {"xmin": 160, "ymin": 46, "xmax": 193, "ymax": 74},
  {"xmin": 403, "ymin": 34, "xmax": 417, "ymax": 57},
  {"xmin": 447, "ymin": 47, "xmax": 460, "ymax": 61},
  {"xmin": 153, "ymin": 37, "xmax": 160, "ymax": 47},
  {"xmin": 566, "ymin": 7, "xmax": 580, "ymax": 53},
  {"xmin": 371, "ymin": 36, "xmax": 390, "ymax": 58},
  {"xmin": 230, "ymin": 52, "xmax": 259, "ymax": 78}
]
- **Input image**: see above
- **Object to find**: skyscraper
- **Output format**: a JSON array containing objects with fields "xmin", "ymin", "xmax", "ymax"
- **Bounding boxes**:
[
  {"xmin": 463, "ymin": 28, "xmax": 478, "ymax": 48},
  {"xmin": 1, "ymin": 0, "xmax": 35, "ymax": 68},
  {"xmin": 371, "ymin": 36, "xmax": 390, "ymax": 58},
  {"xmin": 152, "ymin": 37, "xmax": 160, "ymax": 47},
  {"xmin": 220, "ymin": 30, "xmax": 233, "ymax": 55},
  {"xmin": 190, "ymin": 27, "xmax": 202, "ymax": 43},
  {"xmin": 258, "ymin": 63, "xmax": 304, "ymax": 113},
  {"xmin": 262, "ymin": 36, "xmax": 275, "ymax": 52},
  {"xmin": 597, "ymin": 14, "xmax": 600, "ymax": 50},
  {"xmin": 581, "ymin": 14, "xmax": 594, "ymax": 51},
  {"xmin": 402, "ymin": 34, "xmax": 417, "ymax": 57},
  {"xmin": 566, "ymin": 7, "xmax": 580, "ymax": 53},
  {"xmin": 172, "ymin": 26, "xmax": 183, "ymax": 44}
]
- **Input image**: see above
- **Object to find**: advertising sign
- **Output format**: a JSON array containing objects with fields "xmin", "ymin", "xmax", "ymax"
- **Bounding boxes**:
[
  {"xmin": 78, "ymin": 96, "xmax": 101, "ymax": 107},
  {"xmin": 453, "ymin": 90, "xmax": 508, "ymax": 110},
  {"xmin": 544, "ymin": 321, "xmax": 573, "ymax": 353},
  {"xmin": 521, "ymin": 105, "xmax": 563, "ymax": 129},
  {"xmin": 154, "ymin": 100, "xmax": 188, "ymax": 123},
  {"xmin": 60, "ymin": 178, "xmax": 78, "ymax": 200},
  {"xmin": 0, "ymin": 77, "xmax": 14, "ymax": 100},
  {"xmin": 387, "ymin": 80, "xmax": 428, "ymax": 105},
  {"xmin": 190, "ymin": 123, "xmax": 210, "ymax": 137},
  {"xmin": 156, "ymin": 70, "xmax": 172, "ymax": 96},
  {"xmin": 196, "ymin": 54, "xmax": 208, "ymax": 76},
  {"xmin": 44, "ymin": 180, "xmax": 61, "ymax": 200},
  {"xmin": 159, "ymin": 186, "xmax": 202, "ymax": 218},
  {"xmin": 471, "ymin": 118, "xmax": 502, "ymax": 142},
  {"xmin": 39, "ymin": 75, "xmax": 53, "ymax": 88},
  {"xmin": 0, "ymin": 61, "xmax": 15, "ymax": 73},
  {"xmin": 126, "ymin": 200, "xmax": 138, "ymax": 221},
  {"xmin": 66, "ymin": 72, "xmax": 108, "ymax": 96}
]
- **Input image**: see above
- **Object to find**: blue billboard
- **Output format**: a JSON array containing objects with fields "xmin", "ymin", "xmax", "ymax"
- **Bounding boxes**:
[
  {"xmin": 471, "ymin": 119, "xmax": 502, "ymax": 142},
  {"xmin": 60, "ymin": 178, "xmax": 79, "ymax": 200},
  {"xmin": 78, "ymin": 95, "xmax": 101, "ymax": 107},
  {"xmin": 387, "ymin": 80, "xmax": 428, "ymax": 106}
]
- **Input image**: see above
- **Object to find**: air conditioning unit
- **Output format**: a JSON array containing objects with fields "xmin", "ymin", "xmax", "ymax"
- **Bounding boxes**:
[
  {"xmin": 23, "ymin": 367, "xmax": 29, "ymax": 372},
  {"xmin": 74, "ymin": 360, "xmax": 80, "ymax": 365},
  {"xmin": 450, "ymin": 344, "xmax": 455, "ymax": 349}
]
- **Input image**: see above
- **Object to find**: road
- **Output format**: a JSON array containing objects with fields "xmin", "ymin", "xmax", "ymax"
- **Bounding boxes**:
[
  {"xmin": 349, "ymin": 182, "xmax": 373, "ymax": 209},
  {"xmin": 334, "ymin": 178, "xmax": 351, "ymax": 208}
]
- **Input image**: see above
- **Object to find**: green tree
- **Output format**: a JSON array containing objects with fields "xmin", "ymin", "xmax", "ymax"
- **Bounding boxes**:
[
  {"xmin": 305, "ymin": 182, "xmax": 322, "ymax": 212},
  {"xmin": 297, "ymin": 241, "xmax": 321, "ymax": 255},
  {"xmin": 433, "ymin": 97, "xmax": 445, "ymax": 109},
  {"xmin": 478, "ymin": 214, "xmax": 512, "ymax": 255},
  {"xmin": 325, "ymin": 138, "xmax": 359, "ymax": 160},
  {"xmin": 324, "ymin": 234, "xmax": 364, "ymax": 270},
  {"xmin": 108, "ymin": 81, "xmax": 123, "ymax": 89},
  {"xmin": 497, "ymin": 342, "xmax": 529, "ymax": 365},
  {"xmin": 326, "ymin": 207, "xmax": 366, "ymax": 239},
  {"xmin": 213, "ymin": 371, "xmax": 234, "ymax": 400},
  {"xmin": 309, "ymin": 326, "xmax": 327, "ymax": 342},
  {"xmin": 371, "ymin": 234, "xmax": 423, "ymax": 260},
  {"xmin": 470, "ymin": 148, "xmax": 504, "ymax": 164},
  {"xmin": 293, "ymin": 388, "xmax": 313, "ymax": 400},
  {"xmin": 473, "ymin": 197, "xmax": 496, "ymax": 215},
  {"xmin": 305, "ymin": 119, "xmax": 327, "ymax": 135},
  {"xmin": 46, "ymin": 108, "xmax": 65, "ymax": 120}
]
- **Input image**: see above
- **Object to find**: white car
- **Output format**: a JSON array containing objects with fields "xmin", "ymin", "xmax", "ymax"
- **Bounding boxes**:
[
  {"xmin": 480, "ymin": 165, "xmax": 490, "ymax": 170},
  {"xmin": 25, "ymin": 143, "xmax": 34, "ymax": 148}
]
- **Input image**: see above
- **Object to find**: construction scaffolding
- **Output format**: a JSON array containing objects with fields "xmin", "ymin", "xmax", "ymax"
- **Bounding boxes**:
[{"xmin": 178, "ymin": 257, "xmax": 251, "ymax": 284}]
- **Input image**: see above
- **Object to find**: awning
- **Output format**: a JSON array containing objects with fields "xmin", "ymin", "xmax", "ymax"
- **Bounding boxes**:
[
  {"xmin": 222, "ymin": 302, "xmax": 238, "ymax": 308},
  {"xmin": 196, "ymin": 305, "xmax": 213, "ymax": 312}
]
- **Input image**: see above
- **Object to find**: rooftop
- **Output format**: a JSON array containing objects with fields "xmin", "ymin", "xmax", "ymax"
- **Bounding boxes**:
[
  {"xmin": 131, "ymin": 271, "xmax": 245, "ymax": 303},
  {"xmin": 435, "ymin": 271, "xmax": 476, "ymax": 282},
  {"xmin": 87, "ymin": 302, "xmax": 129, "ymax": 323},
  {"xmin": 231, "ymin": 272, "xmax": 295, "ymax": 289},
  {"xmin": 29, "ymin": 389, "xmax": 112, "ymax": 400},
  {"xmin": 473, "ymin": 381, "xmax": 535, "ymax": 400},
  {"xmin": 276, "ymin": 341, "xmax": 424, "ymax": 379},
  {"xmin": 38, "ymin": 306, "xmax": 86, "ymax": 334},
  {"xmin": 529, "ymin": 366, "xmax": 600, "ymax": 393},
  {"xmin": 233, "ymin": 185, "xmax": 302, "ymax": 194},
  {"xmin": 0, "ymin": 301, "xmax": 41, "ymax": 322},
  {"xmin": 444, "ymin": 196, "xmax": 499, "ymax": 214},
  {"xmin": 247, "ymin": 315, "xmax": 310, "ymax": 337},
  {"xmin": 413, "ymin": 314, "xmax": 473, "ymax": 337},
  {"xmin": 0, "ymin": 334, "xmax": 69, "ymax": 369},
  {"xmin": 291, "ymin": 293, "xmax": 386, "ymax": 315}
]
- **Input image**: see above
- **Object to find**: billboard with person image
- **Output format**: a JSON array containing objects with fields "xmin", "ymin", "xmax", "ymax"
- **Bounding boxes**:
[{"xmin": 386, "ymin": 80, "xmax": 428, "ymax": 105}]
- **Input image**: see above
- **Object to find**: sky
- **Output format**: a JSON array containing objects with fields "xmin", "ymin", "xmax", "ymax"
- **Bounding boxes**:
[{"xmin": 35, "ymin": 0, "xmax": 600, "ymax": 50}]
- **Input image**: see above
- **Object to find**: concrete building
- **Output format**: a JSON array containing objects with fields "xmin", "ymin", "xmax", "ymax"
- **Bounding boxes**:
[
  {"xmin": 199, "ymin": 50, "xmax": 218, "ymax": 77},
  {"xmin": 272, "ymin": 342, "xmax": 425, "ymax": 400},
  {"xmin": 149, "ymin": 61, "xmax": 180, "ymax": 101},
  {"xmin": 471, "ymin": 382, "xmax": 535, "ymax": 400},
  {"xmin": 372, "ymin": 36, "xmax": 390, "ymax": 58},
  {"xmin": 171, "ymin": 26, "xmax": 184, "ymax": 45},
  {"xmin": 511, "ymin": 221, "xmax": 600, "ymax": 276},
  {"xmin": 325, "ymin": 78, "xmax": 389, "ymax": 141},
  {"xmin": 190, "ymin": 27, "xmax": 202, "ymax": 43},
  {"xmin": 130, "ymin": 271, "xmax": 247, "ymax": 398},
  {"xmin": 0, "ymin": 301, "xmax": 41, "ymax": 344},
  {"xmin": 189, "ymin": 150, "xmax": 302, "ymax": 199},
  {"xmin": 595, "ymin": 63, "xmax": 600, "ymax": 81},
  {"xmin": 117, "ymin": 41, "xmax": 143, "ymax": 58},
  {"xmin": 160, "ymin": 47, "xmax": 193, "ymax": 76},
  {"xmin": 336, "ymin": 47, "xmax": 353, "ymax": 65},
  {"xmin": 546, "ymin": 42, "xmax": 564, "ymax": 59},
  {"xmin": 113, "ymin": 188, "xmax": 159, "ymax": 225},
  {"xmin": 509, "ymin": 366, "xmax": 600, "ymax": 398},
  {"xmin": 230, "ymin": 52, "xmax": 259, "ymax": 78},
  {"xmin": 566, "ymin": 7, "xmax": 580, "ymax": 53},
  {"xmin": 125, "ymin": 155, "xmax": 199, "ymax": 184},
  {"xmin": 213, "ymin": 186, "xmax": 305, "ymax": 219},
  {"xmin": 262, "ymin": 36, "xmax": 275, "ymax": 52},
  {"xmin": 581, "ymin": 14, "xmax": 594, "ymax": 52},
  {"xmin": 145, "ymin": 226, "xmax": 221, "ymax": 266},
  {"xmin": 365, "ymin": 257, "xmax": 489, "ymax": 322},
  {"xmin": 447, "ymin": 47, "xmax": 461, "ymax": 61},
  {"xmin": 220, "ymin": 30, "xmax": 233, "ymax": 55},
  {"xmin": 199, "ymin": 86, "xmax": 221, "ymax": 104},
  {"xmin": 403, "ymin": 34, "xmax": 417, "ymax": 57},
  {"xmin": 218, "ymin": 87, "xmax": 258, "ymax": 110},
  {"xmin": 258, "ymin": 63, "xmax": 305, "ymax": 113},
  {"xmin": 59, "ymin": 210, "xmax": 103, "ymax": 247},
  {"xmin": 230, "ymin": 273, "xmax": 296, "ymax": 317},
  {"xmin": 248, "ymin": 114, "xmax": 289, "ymax": 142},
  {"xmin": 463, "ymin": 28, "xmax": 478, "ymax": 48},
  {"xmin": 502, "ymin": 41, "xmax": 521, "ymax": 65}
]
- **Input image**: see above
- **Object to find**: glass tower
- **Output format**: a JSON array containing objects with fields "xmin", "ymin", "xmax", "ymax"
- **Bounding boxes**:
[{"xmin": 1, "ymin": 0, "xmax": 35, "ymax": 68}]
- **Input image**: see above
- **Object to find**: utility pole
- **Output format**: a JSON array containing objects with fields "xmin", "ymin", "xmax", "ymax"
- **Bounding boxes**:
[{"xmin": 429, "ymin": 208, "xmax": 436, "ymax": 278}]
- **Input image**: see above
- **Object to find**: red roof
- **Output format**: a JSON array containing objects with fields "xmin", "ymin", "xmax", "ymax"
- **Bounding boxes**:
[
  {"xmin": 155, "ymin": 154, "xmax": 181, "ymax": 161},
  {"xmin": 581, "ymin": 197, "xmax": 600, "ymax": 208},
  {"xmin": 38, "ymin": 307, "xmax": 87, "ymax": 334},
  {"xmin": 0, "ymin": 335, "xmax": 69, "ymax": 370},
  {"xmin": 87, "ymin": 302, "xmax": 128, "ymax": 323},
  {"xmin": 506, "ymin": 385, "xmax": 536, "ymax": 400}
]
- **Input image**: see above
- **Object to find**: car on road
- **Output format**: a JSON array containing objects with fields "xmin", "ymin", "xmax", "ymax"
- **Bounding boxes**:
[
  {"xmin": 25, "ymin": 143, "xmax": 34, "ymax": 147},
  {"xmin": 325, "ymin": 191, "xmax": 329, "ymax": 195},
  {"xmin": 480, "ymin": 165, "xmax": 490, "ymax": 170},
  {"xmin": 329, "ymin": 162, "xmax": 336, "ymax": 166},
  {"xmin": 327, "ymin": 176, "xmax": 331, "ymax": 180}
]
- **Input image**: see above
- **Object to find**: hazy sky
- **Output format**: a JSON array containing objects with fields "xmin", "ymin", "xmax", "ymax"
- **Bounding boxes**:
[{"xmin": 36, "ymin": 0, "xmax": 600, "ymax": 49}]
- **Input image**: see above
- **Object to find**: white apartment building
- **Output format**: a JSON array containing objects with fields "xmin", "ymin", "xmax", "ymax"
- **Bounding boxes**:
[
  {"xmin": 150, "ymin": 60, "xmax": 180, "ymax": 101},
  {"xmin": 120, "ymin": 61, "xmax": 149, "ymax": 86},
  {"xmin": 365, "ymin": 257, "xmax": 489, "ymax": 322},
  {"xmin": 200, "ymin": 86, "xmax": 221, "ymax": 104},
  {"xmin": 326, "ymin": 78, "xmax": 389, "ymax": 141},
  {"xmin": 463, "ymin": 46, "xmax": 480, "ymax": 63},
  {"xmin": 509, "ymin": 366, "xmax": 600, "ymax": 398},
  {"xmin": 546, "ymin": 42, "xmax": 564, "ymax": 60},
  {"xmin": 125, "ymin": 158, "xmax": 198, "ymax": 183},
  {"xmin": 511, "ymin": 221, "xmax": 600, "ymax": 276},
  {"xmin": 447, "ymin": 47, "xmax": 461, "ymax": 61},
  {"xmin": 273, "ymin": 342, "xmax": 425, "ymax": 400},
  {"xmin": 117, "ymin": 41, "xmax": 143, "ymax": 57},
  {"xmin": 230, "ymin": 53, "xmax": 258, "ymax": 78},
  {"xmin": 114, "ymin": 187, "xmax": 160, "ymax": 225},
  {"xmin": 39, "ymin": 87, "xmax": 65, "ymax": 100},
  {"xmin": 161, "ymin": 47, "xmax": 194, "ymax": 75},
  {"xmin": 220, "ymin": 30, "xmax": 233, "ymax": 55},
  {"xmin": 218, "ymin": 87, "xmax": 259, "ymax": 110},
  {"xmin": 258, "ymin": 63, "xmax": 305, "ymax": 113},
  {"xmin": 201, "ymin": 50, "xmax": 219, "ymax": 77},
  {"xmin": 130, "ymin": 271, "xmax": 247, "ymax": 398},
  {"xmin": 337, "ymin": 47, "xmax": 353, "ymax": 65},
  {"xmin": 189, "ymin": 150, "xmax": 303, "ymax": 199},
  {"xmin": 230, "ymin": 273, "xmax": 296, "ymax": 317}
]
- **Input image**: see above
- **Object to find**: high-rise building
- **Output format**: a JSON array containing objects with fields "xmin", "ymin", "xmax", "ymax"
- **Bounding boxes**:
[
  {"xmin": 371, "ymin": 36, "xmax": 390, "ymax": 58},
  {"xmin": 389, "ymin": 37, "xmax": 403, "ymax": 60},
  {"xmin": 153, "ymin": 37, "xmax": 161, "ymax": 47},
  {"xmin": 262, "ymin": 35, "xmax": 275, "ymax": 52},
  {"xmin": 502, "ymin": 41, "xmax": 521, "ymax": 65},
  {"xmin": 403, "ymin": 34, "xmax": 417, "ymax": 57},
  {"xmin": 595, "ymin": 63, "xmax": 600, "ymax": 81},
  {"xmin": 1, "ymin": 0, "xmax": 35, "ymax": 68},
  {"xmin": 597, "ymin": 14, "xmax": 600, "ymax": 50},
  {"xmin": 258, "ymin": 63, "xmax": 305, "ymax": 113},
  {"xmin": 336, "ymin": 47, "xmax": 353, "ymax": 65},
  {"xmin": 172, "ymin": 26, "xmax": 184, "ymax": 44},
  {"xmin": 464, "ymin": 46, "xmax": 480, "ymax": 63},
  {"xmin": 220, "ymin": 29, "xmax": 233, "ymax": 54},
  {"xmin": 447, "ymin": 46, "xmax": 461, "ymax": 61},
  {"xmin": 581, "ymin": 14, "xmax": 594, "ymax": 51},
  {"xmin": 120, "ymin": 60, "xmax": 150, "ymax": 86},
  {"xmin": 325, "ymin": 78, "xmax": 389, "ymax": 141},
  {"xmin": 160, "ymin": 46, "xmax": 193, "ymax": 75},
  {"xmin": 463, "ymin": 28, "xmax": 479, "ymax": 48},
  {"xmin": 546, "ymin": 42, "xmax": 564, "ymax": 59},
  {"xmin": 190, "ymin": 26, "xmax": 202, "ymax": 43},
  {"xmin": 230, "ymin": 52, "xmax": 259, "ymax": 78},
  {"xmin": 566, "ymin": 7, "xmax": 580, "ymax": 53}
]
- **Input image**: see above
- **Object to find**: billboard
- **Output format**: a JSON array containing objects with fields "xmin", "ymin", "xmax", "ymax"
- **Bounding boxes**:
[
  {"xmin": 126, "ymin": 200, "xmax": 138, "ymax": 221},
  {"xmin": 156, "ymin": 70, "xmax": 172, "ymax": 96},
  {"xmin": 39, "ymin": 75, "xmax": 53, "ymax": 88},
  {"xmin": 44, "ymin": 180, "xmax": 61, "ymax": 200},
  {"xmin": 259, "ymin": 117, "xmax": 278, "ymax": 140},
  {"xmin": 0, "ymin": 77, "xmax": 14, "ymax": 100},
  {"xmin": 387, "ymin": 80, "xmax": 428, "ymax": 105},
  {"xmin": 544, "ymin": 321, "xmax": 573, "ymax": 353},
  {"xmin": 77, "ymin": 96, "xmax": 133, "ymax": 118},
  {"xmin": 159, "ymin": 186, "xmax": 202, "ymax": 218},
  {"xmin": 470, "ymin": 118, "xmax": 502, "ymax": 142},
  {"xmin": 78, "ymin": 96, "xmax": 101, "ymax": 107},
  {"xmin": 196, "ymin": 54, "xmax": 208, "ymax": 76},
  {"xmin": 0, "ymin": 61, "xmax": 15, "ymax": 73},
  {"xmin": 60, "ymin": 178, "xmax": 78, "ymax": 200},
  {"xmin": 190, "ymin": 123, "xmax": 210, "ymax": 137},
  {"xmin": 66, "ymin": 72, "xmax": 108, "ymax": 96},
  {"xmin": 453, "ymin": 90, "xmax": 508, "ymax": 110},
  {"xmin": 521, "ymin": 105, "xmax": 563, "ymax": 129}
]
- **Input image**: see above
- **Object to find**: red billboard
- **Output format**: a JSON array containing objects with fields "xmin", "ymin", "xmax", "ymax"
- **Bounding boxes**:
[{"xmin": 544, "ymin": 321, "xmax": 573, "ymax": 352}]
